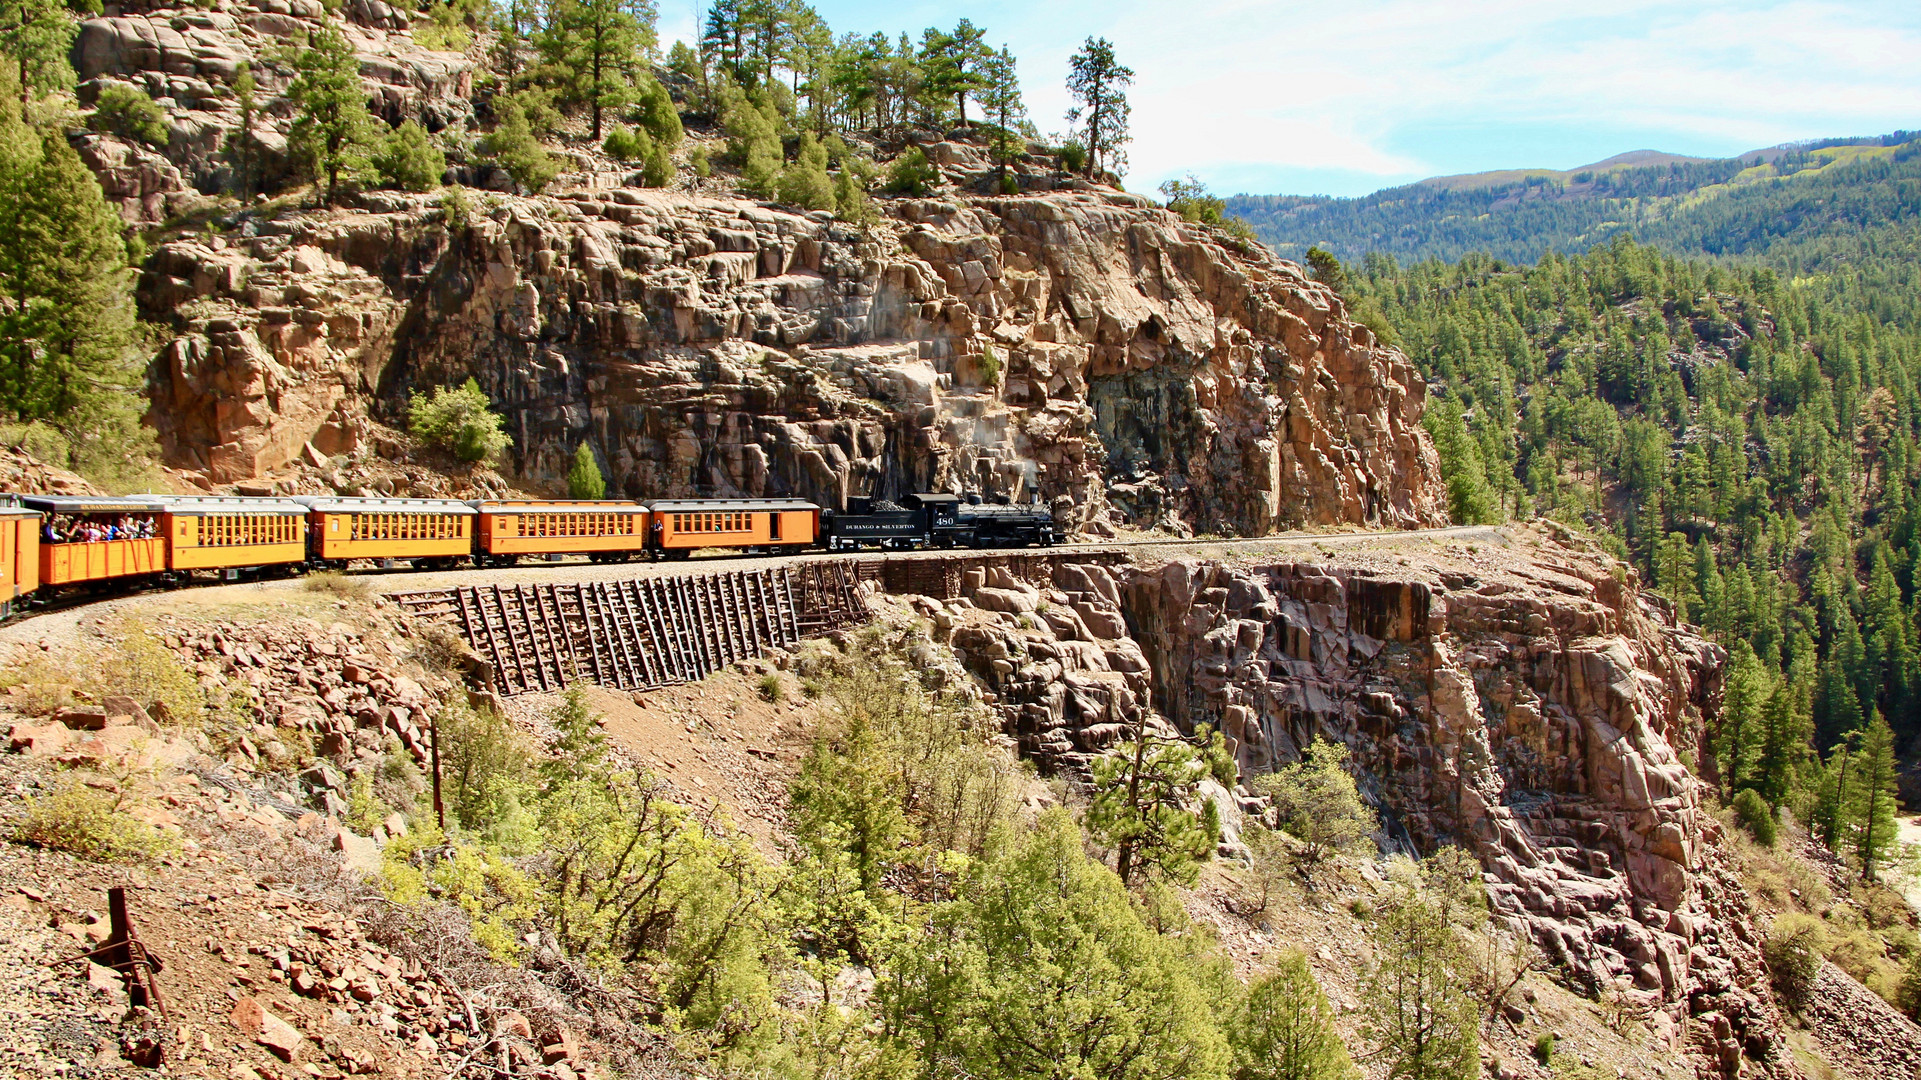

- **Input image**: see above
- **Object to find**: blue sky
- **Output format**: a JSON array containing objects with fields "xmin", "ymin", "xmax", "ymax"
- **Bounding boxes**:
[{"xmin": 656, "ymin": 0, "xmax": 1921, "ymax": 198}]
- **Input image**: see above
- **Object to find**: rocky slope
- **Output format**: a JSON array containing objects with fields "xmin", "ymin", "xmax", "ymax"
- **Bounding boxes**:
[
  {"xmin": 85, "ymin": 1, "xmax": 1442, "ymax": 535},
  {"xmin": 928, "ymin": 528, "xmax": 1795, "ymax": 1078}
]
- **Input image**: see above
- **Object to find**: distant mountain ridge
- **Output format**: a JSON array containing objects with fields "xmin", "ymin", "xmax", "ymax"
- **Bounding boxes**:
[{"xmin": 1225, "ymin": 130, "xmax": 1921, "ymax": 267}]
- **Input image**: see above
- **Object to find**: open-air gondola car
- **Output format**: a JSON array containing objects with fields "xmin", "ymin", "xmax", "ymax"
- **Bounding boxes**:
[{"xmin": 24, "ymin": 495, "xmax": 168, "ymax": 587}]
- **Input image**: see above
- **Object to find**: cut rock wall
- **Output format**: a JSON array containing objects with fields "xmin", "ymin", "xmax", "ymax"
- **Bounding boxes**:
[
  {"xmin": 928, "ymin": 529, "xmax": 1789, "ymax": 1079},
  {"xmin": 140, "ymin": 185, "xmax": 1445, "ymax": 536}
]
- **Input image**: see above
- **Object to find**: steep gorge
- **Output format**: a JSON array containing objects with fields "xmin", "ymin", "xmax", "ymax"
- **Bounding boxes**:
[{"xmin": 931, "ymin": 531, "xmax": 1801, "ymax": 1077}]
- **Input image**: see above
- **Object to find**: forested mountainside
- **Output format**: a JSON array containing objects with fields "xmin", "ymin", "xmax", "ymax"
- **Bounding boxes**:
[
  {"xmin": 1227, "ymin": 132, "xmax": 1921, "ymax": 268},
  {"xmin": 1325, "ymin": 173, "xmax": 1921, "ymax": 930}
]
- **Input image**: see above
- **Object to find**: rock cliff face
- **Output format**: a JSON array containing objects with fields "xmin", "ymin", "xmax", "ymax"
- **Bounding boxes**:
[
  {"xmin": 929, "ymin": 530, "xmax": 1786, "ymax": 1078},
  {"xmin": 141, "ymin": 186, "xmax": 1445, "ymax": 534},
  {"xmin": 72, "ymin": 0, "xmax": 471, "ymax": 222}
]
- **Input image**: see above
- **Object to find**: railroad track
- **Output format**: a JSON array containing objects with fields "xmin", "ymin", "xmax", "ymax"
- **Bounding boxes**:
[{"xmin": 389, "ymin": 562, "xmax": 871, "ymax": 696}]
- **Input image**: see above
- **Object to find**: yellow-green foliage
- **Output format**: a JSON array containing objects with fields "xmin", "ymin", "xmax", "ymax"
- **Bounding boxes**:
[
  {"xmin": 382, "ymin": 825, "xmax": 540, "ymax": 963},
  {"xmin": 792, "ymin": 627, "xmax": 1018, "ymax": 882},
  {"xmin": 12, "ymin": 774, "xmax": 178, "ymax": 862}
]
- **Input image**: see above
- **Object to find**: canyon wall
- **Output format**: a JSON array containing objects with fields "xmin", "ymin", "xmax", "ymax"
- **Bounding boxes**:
[
  {"xmin": 139, "ymin": 183, "xmax": 1445, "ymax": 535},
  {"xmin": 931, "ymin": 530, "xmax": 1787, "ymax": 1078}
]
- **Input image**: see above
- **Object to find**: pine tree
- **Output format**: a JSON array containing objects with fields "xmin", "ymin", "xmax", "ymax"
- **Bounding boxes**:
[
  {"xmin": 484, "ymin": 94, "xmax": 559, "ymax": 194},
  {"xmin": 224, "ymin": 62, "xmax": 262, "ymax": 199},
  {"xmin": 567, "ymin": 442, "xmax": 606, "ymax": 499},
  {"xmin": 286, "ymin": 21, "xmax": 379, "ymax": 201},
  {"xmin": 0, "ymin": 97, "xmax": 139, "ymax": 426},
  {"xmin": 1362, "ymin": 861, "xmax": 1481, "ymax": 1080},
  {"xmin": 539, "ymin": 0, "xmax": 655, "ymax": 140},
  {"xmin": 1850, "ymin": 713, "xmax": 1901, "ymax": 881},
  {"xmin": 1227, "ymin": 952, "xmax": 1359, "ymax": 1080},
  {"xmin": 372, "ymin": 120, "xmax": 446, "ymax": 191},
  {"xmin": 1715, "ymin": 643, "xmax": 1771, "ymax": 794},
  {"xmin": 918, "ymin": 18, "xmax": 989, "ymax": 126},
  {"xmin": 1254, "ymin": 737, "xmax": 1376, "ymax": 871},
  {"xmin": 1085, "ymin": 726, "xmax": 1219, "ymax": 887},
  {"xmin": 885, "ymin": 809, "xmax": 1231, "ymax": 1080},
  {"xmin": 775, "ymin": 131, "xmax": 833, "ymax": 210},
  {"xmin": 1810, "ymin": 732, "xmax": 1856, "ymax": 852},
  {"xmin": 1064, "ymin": 36, "xmax": 1131, "ymax": 179},
  {"xmin": 0, "ymin": 0, "xmax": 74, "ymax": 103},
  {"xmin": 975, "ymin": 46, "xmax": 1024, "ymax": 189}
]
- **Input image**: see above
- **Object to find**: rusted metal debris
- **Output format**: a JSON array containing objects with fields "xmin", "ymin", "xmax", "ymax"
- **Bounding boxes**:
[{"xmin": 51, "ymin": 887, "xmax": 168, "ymax": 1012}]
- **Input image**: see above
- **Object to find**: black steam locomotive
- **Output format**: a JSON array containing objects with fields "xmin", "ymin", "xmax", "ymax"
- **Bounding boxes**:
[{"xmin": 822, "ymin": 493, "xmax": 1056, "ymax": 550}]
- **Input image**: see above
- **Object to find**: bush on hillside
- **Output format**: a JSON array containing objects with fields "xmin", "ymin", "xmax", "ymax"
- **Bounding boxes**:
[
  {"xmin": 408, "ymin": 378, "xmax": 511, "ymax": 463},
  {"xmin": 1732, "ymin": 787, "xmax": 1778, "ymax": 847},
  {"xmin": 373, "ymin": 120, "xmax": 446, "ymax": 191},
  {"xmin": 89, "ymin": 84, "xmax": 168, "ymax": 146}
]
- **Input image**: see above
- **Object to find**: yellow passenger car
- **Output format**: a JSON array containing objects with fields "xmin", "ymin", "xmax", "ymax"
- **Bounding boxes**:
[
  {"xmin": 161, "ymin": 496, "xmax": 307, "ymax": 574},
  {"xmin": 294, "ymin": 496, "xmax": 476, "ymax": 569},
  {"xmin": 23, "ymin": 495, "xmax": 168, "ymax": 587},
  {"xmin": 472, "ymin": 501, "xmax": 652, "ymax": 566},
  {"xmin": 648, "ymin": 499, "xmax": 819, "ymax": 558},
  {"xmin": 0, "ymin": 503, "xmax": 39, "ymax": 613}
]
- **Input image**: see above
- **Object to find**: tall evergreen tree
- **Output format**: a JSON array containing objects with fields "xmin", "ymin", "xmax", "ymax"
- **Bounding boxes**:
[
  {"xmin": 1715, "ymin": 643, "xmax": 1771, "ymax": 794},
  {"xmin": 1850, "ymin": 713, "xmax": 1901, "ymax": 881},
  {"xmin": 1064, "ymin": 36, "xmax": 1131, "ymax": 179},
  {"xmin": 0, "ymin": 0, "xmax": 73, "ymax": 103},
  {"xmin": 1227, "ymin": 952, "xmax": 1359, "ymax": 1080},
  {"xmin": 0, "ymin": 94, "xmax": 137, "ymax": 425},
  {"xmin": 285, "ymin": 21, "xmax": 379, "ymax": 201},
  {"xmin": 975, "ymin": 45, "xmax": 1024, "ymax": 187},
  {"xmin": 540, "ymin": 0, "xmax": 656, "ymax": 139},
  {"xmin": 918, "ymin": 18, "xmax": 989, "ymax": 126}
]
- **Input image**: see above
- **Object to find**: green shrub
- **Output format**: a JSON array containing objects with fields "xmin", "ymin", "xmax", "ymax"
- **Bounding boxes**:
[
  {"xmin": 886, "ymin": 146, "xmax": 936, "ymax": 196},
  {"xmin": 1533, "ymin": 1033, "xmax": 1555, "ymax": 1065},
  {"xmin": 12, "ymin": 775, "xmax": 178, "ymax": 862},
  {"xmin": 775, "ymin": 133, "xmax": 834, "ymax": 211},
  {"xmin": 1732, "ymin": 788, "xmax": 1778, "ymax": 846},
  {"xmin": 567, "ymin": 442, "xmax": 605, "ymax": 499},
  {"xmin": 998, "ymin": 171, "xmax": 1019, "ymax": 195},
  {"xmin": 1764, "ymin": 913, "xmax": 1826, "ymax": 1012},
  {"xmin": 633, "ymin": 76, "xmax": 682, "ymax": 151},
  {"xmin": 408, "ymin": 377, "xmax": 511, "ymax": 463},
  {"xmin": 690, "ymin": 145, "xmax": 711, "ymax": 177},
  {"xmin": 1160, "ymin": 175, "xmax": 1226, "ymax": 225},
  {"xmin": 1059, "ymin": 142, "xmax": 1087, "ymax": 175},
  {"xmin": 484, "ymin": 95, "xmax": 559, "ymax": 194},
  {"xmin": 437, "ymin": 697, "xmax": 530, "ymax": 833},
  {"xmin": 834, "ymin": 159, "xmax": 875, "ymax": 224},
  {"xmin": 642, "ymin": 138, "xmax": 673, "ymax": 188},
  {"xmin": 436, "ymin": 184, "xmax": 471, "ymax": 230},
  {"xmin": 757, "ymin": 672, "xmax": 783, "ymax": 703},
  {"xmin": 90, "ymin": 84, "xmax": 168, "ymax": 147},
  {"xmin": 603, "ymin": 124, "xmax": 650, "ymax": 163},
  {"xmin": 1254, "ymin": 737, "xmax": 1377, "ymax": 868},
  {"xmin": 1226, "ymin": 951, "xmax": 1358, "ymax": 1080},
  {"xmin": 372, "ymin": 120, "xmax": 445, "ymax": 191}
]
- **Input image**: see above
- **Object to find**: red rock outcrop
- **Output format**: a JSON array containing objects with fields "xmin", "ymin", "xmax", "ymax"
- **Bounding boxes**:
[
  {"xmin": 141, "ymin": 186, "xmax": 1446, "ymax": 535},
  {"xmin": 929, "ymin": 530, "xmax": 1791, "ymax": 1079},
  {"xmin": 71, "ymin": 0, "xmax": 472, "ymax": 222}
]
